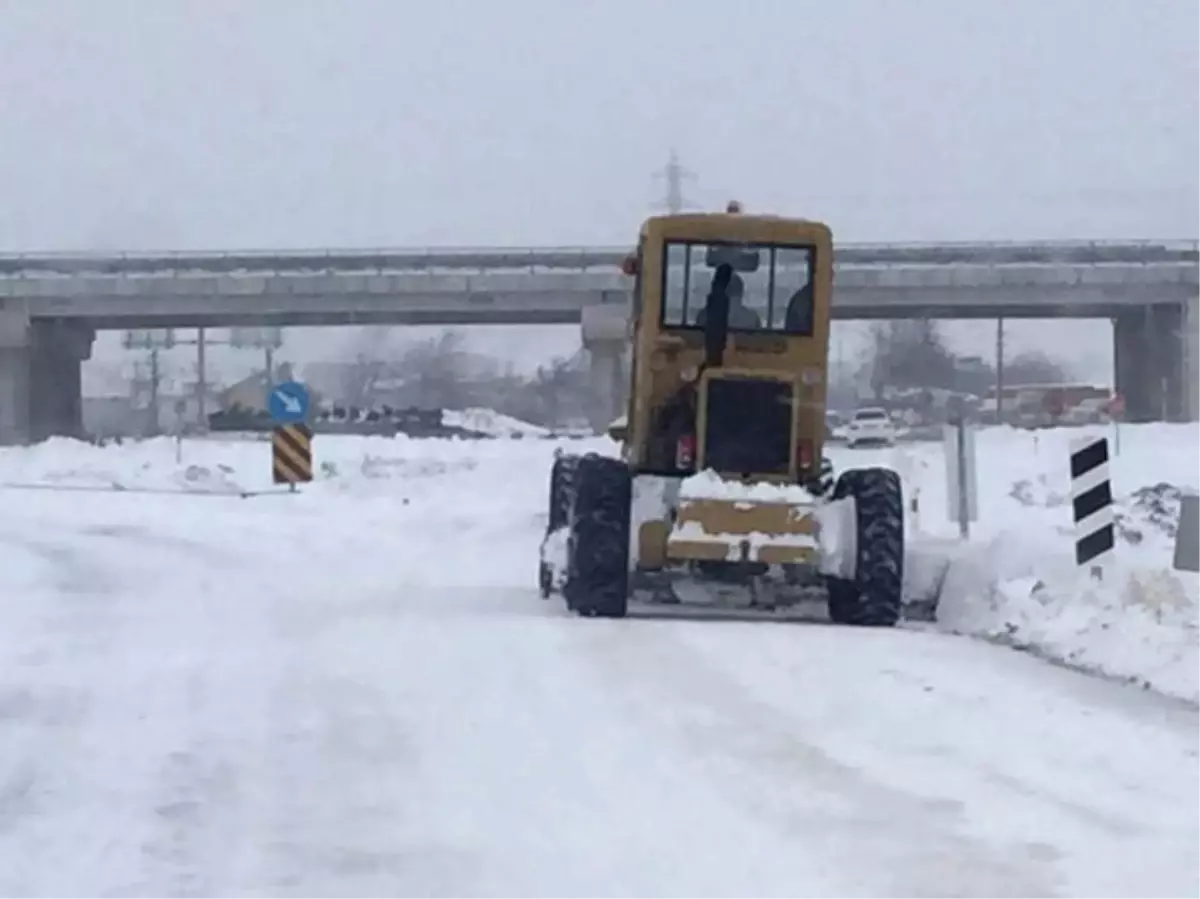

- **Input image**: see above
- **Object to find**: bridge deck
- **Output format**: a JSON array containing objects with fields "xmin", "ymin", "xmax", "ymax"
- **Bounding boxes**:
[
  {"xmin": 0, "ymin": 239, "xmax": 1196, "ymax": 276},
  {"xmin": 0, "ymin": 241, "xmax": 1194, "ymax": 328}
]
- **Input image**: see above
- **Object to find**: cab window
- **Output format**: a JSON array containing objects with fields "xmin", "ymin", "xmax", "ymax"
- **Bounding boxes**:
[{"xmin": 660, "ymin": 240, "xmax": 816, "ymax": 336}]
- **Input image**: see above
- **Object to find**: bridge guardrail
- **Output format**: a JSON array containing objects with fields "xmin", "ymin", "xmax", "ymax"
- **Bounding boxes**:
[
  {"xmin": 0, "ymin": 239, "xmax": 1196, "ymax": 277},
  {"xmin": 2, "ymin": 238, "xmax": 1195, "ymax": 259}
]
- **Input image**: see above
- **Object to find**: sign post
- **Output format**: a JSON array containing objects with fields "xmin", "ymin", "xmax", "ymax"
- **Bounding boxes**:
[
  {"xmin": 943, "ymin": 407, "xmax": 978, "ymax": 540},
  {"xmin": 1069, "ymin": 435, "xmax": 1115, "ymax": 580},
  {"xmin": 122, "ymin": 329, "xmax": 176, "ymax": 351},
  {"xmin": 1174, "ymin": 492, "xmax": 1199, "ymax": 574},
  {"xmin": 1108, "ymin": 392, "xmax": 1125, "ymax": 456},
  {"xmin": 268, "ymin": 380, "xmax": 313, "ymax": 490},
  {"xmin": 229, "ymin": 327, "xmax": 284, "ymax": 351}
]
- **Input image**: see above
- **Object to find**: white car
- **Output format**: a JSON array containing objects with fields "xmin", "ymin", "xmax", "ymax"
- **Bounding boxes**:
[
  {"xmin": 1062, "ymin": 397, "xmax": 1111, "ymax": 425},
  {"xmin": 845, "ymin": 407, "xmax": 897, "ymax": 448}
]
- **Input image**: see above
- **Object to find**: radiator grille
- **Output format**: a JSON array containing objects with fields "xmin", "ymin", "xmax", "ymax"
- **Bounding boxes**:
[{"xmin": 702, "ymin": 377, "xmax": 793, "ymax": 475}]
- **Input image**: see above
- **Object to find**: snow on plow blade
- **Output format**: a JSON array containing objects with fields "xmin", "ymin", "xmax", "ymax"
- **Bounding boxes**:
[{"xmin": 666, "ymin": 472, "xmax": 820, "ymax": 565}]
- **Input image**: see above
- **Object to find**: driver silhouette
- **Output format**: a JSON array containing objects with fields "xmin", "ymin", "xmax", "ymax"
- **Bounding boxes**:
[{"xmin": 695, "ymin": 272, "xmax": 761, "ymax": 329}]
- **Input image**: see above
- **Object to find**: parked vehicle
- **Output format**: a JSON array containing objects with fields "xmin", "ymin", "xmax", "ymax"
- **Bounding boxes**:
[{"xmin": 845, "ymin": 407, "xmax": 897, "ymax": 448}]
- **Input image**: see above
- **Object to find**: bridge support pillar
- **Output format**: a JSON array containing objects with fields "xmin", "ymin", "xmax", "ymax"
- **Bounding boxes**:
[
  {"xmin": 0, "ymin": 310, "xmax": 94, "ymax": 445},
  {"xmin": 581, "ymin": 302, "xmax": 631, "ymax": 434},
  {"xmin": 1185, "ymin": 296, "xmax": 1199, "ymax": 422},
  {"xmin": 0, "ymin": 306, "xmax": 32, "ymax": 446},
  {"xmin": 30, "ymin": 319, "xmax": 94, "ymax": 442},
  {"xmin": 1113, "ymin": 303, "xmax": 1190, "ymax": 423}
]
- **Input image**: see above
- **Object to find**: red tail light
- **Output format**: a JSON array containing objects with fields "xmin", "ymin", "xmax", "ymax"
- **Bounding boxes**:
[
  {"xmin": 796, "ymin": 438, "xmax": 814, "ymax": 471},
  {"xmin": 675, "ymin": 433, "xmax": 696, "ymax": 469}
]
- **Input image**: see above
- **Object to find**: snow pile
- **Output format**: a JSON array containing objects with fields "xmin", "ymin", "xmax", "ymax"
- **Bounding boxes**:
[
  {"xmin": 0, "ymin": 437, "xmax": 247, "ymax": 495},
  {"xmin": 900, "ymin": 423, "xmax": 1200, "ymax": 704},
  {"xmin": 679, "ymin": 469, "xmax": 818, "ymax": 504},
  {"xmin": 932, "ymin": 531, "xmax": 1198, "ymax": 703},
  {"xmin": 539, "ymin": 526, "xmax": 570, "ymax": 588},
  {"xmin": 1115, "ymin": 482, "xmax": 1192, "ymax": 549},
  {"xmin": 0, "ymin": 433, "xmax": 618, "ymax": 500},
  {"xmin": 667, "ymin": 520, "xmax": 818, "ymax": 561},
  {"xmin": 442, "ymin": 407, "xmax": 549, "ymax": 438},
  {"xmin": 0, "ymin": 433, "xmax": 625, "ymax": 599}
]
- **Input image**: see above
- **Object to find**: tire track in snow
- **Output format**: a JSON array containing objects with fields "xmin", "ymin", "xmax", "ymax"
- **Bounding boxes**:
[
  {"xmin": 104, "ymin": 525, "xmax": 274, "ymax": 898},
  {"xmin": 243, "ymin": 669, "xmax": 480, "ymax": 897},
  {"xmin": 0, "ymin": 527, "xmax": 135, "ymax": 895},
  {"xmin": 565, "ymin": 619, "xmax": 1069, "ymax": 898},
  {"xmin": 130, "ymin": 660, "xmax": 250, "ymax": 898},
  {"xmin": 242, "ymin": 586, "xmax": 847, "ymax": 896},
  {"xmin": 0, "ymin": 519, "xmax": 262, "ymax": 895}
]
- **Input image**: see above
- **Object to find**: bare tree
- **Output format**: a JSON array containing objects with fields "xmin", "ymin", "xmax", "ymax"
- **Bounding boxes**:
[
  {"xmin": 1005, "ymin": 351, "xmax": 1072, "ymax": 386},
  {"xmin": 335, "ymin": 327, "xmax": 395, "ymax": 407},
  {"xmin": 392, "ymin": 330, "xmax": 474, "ymax": 409},
  {"xmin": 864, "ymin": 319, "xmax": 958, "ymax": 397},
  {"xmin": 532, "ymin": 355, "xmax": 590, "ymax": 426}
]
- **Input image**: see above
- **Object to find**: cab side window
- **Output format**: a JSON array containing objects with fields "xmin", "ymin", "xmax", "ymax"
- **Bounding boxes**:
[
  {"xmin": 769, "ymin": 246, "xmax": 815, "ymax": 336},
  {"xmin": 662, "ymin": 243, "xmax": 690, "ymax": 326}
]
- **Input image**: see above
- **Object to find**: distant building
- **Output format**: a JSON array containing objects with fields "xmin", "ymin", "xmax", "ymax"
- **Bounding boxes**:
[
  {"xmin": 219, "ymin": 362, "xmax": 314, "ymax": 413},
  {"xmin": 299, "ymin": 362, "xmax": 358, "ymax": 406}
]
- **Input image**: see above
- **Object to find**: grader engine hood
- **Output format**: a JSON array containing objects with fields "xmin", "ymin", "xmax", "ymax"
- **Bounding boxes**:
[{"xmin": 666, "ymin": 470, "xmax": 820, "ymax": 565}]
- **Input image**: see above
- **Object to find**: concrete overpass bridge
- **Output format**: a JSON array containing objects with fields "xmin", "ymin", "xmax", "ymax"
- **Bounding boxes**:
[{"xmin": 0, "ymin": 239, "xmax": 1195, "ymax": 443}]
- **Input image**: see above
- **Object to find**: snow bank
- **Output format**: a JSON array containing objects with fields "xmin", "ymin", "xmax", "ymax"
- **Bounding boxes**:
[
  {"xmin": 0, "ymin": 434, "xmax": 624, "ymax": 596},
  {"xmin": 893, "ymin": 424, "xmax": 1200, "ymax": 705},
  {"xmin": 0, "ymin": 433, "xmax": 619, "ymax": 498},
  {"xmin": 441, "ymin": 407, "xmax": 549, "ymax": 438},
  {"xmin": 931, "ymin": 532, "xmax": 1198, "ymax": 703},
  {"xmin": 679, "ymin": 469, "xmax": 817, "ymax": 504},
  {"xmin": 0, "ymin": 437, "xmax": 251, "ymax": 495}
]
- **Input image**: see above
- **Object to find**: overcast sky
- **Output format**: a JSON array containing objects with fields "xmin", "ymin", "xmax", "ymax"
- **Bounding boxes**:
[
  {"xmin": 1, "ymin": 0, "xmax": 1196, "ymax": 252},
  {"xmin": 3, "ymin": 0, "xmax": 1196, "ymax": 384}
]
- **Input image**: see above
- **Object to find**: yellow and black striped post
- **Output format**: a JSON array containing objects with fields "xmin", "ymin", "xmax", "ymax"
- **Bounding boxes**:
[{"xmin": 272, "ymin": 423, "xmax": 313, "ymax": 487}]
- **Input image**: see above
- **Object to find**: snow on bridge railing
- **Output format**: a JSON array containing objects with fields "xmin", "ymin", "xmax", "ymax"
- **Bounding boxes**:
[
  {"xmin": 844, "ymin": 238, "xmax": 1200, "ymax": 249},
  {"xmin": 0, "ymin": 239, "xmax": 1195, "ymax": 278},
  {"xmin": 0, "ymin": 246, "xmax": 634, "ymax": 277}
]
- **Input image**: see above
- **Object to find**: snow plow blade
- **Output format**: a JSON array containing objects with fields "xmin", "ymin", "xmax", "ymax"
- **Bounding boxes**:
[{"xmin": 665, "ymin": 496, "xmax": 819, "ymax": 565}]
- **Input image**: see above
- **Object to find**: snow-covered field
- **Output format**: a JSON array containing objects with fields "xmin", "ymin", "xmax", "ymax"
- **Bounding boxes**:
[{"xmin": 0, "ymin": 423, "xmax": 1196, "ymax": 896}]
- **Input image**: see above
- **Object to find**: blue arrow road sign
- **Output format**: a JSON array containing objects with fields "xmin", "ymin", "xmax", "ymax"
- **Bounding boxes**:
[{"xmin": 268, "ymin": 380, "xmax": 311, "ymax": 424}]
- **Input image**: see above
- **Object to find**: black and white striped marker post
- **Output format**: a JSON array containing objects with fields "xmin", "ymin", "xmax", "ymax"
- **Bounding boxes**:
[{"xmin": 1070, "ymin": 435, "xmax": 1115, "ymax": 577}]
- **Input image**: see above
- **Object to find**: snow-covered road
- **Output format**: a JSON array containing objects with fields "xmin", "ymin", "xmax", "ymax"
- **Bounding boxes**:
[{"xmin": 0, "ymin": 433, "xmax": 1196, "ymax": 897}]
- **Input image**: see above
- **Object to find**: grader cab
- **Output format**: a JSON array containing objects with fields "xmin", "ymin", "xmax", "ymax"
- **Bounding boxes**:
[{"xmin": 539, "ymin": 206, "xmax": 904, "ymax": 623}]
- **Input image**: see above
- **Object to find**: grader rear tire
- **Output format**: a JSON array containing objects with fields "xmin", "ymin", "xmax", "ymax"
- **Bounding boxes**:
[
  {"xmin": 548, "ymin": 453, "xmax": 581, "ymax": 530},
  {"xmin": 825, "ymin": 467, "xmax": 904, "ymax": 627},
  {"xmin": 539, "ymin": 453, "xmax": 581, "ymax": 598},
  {"xmin": 563, "ymin": 454, "xmax": 631, "ymax": 618}
]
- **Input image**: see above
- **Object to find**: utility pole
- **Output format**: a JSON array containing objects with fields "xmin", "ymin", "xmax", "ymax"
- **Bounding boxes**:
[
  {"xmin": 148, "ymin": 350, "xmax": 161, "ymax": 436},
  {"xmin": 995, "ymin": 317, "xmax": 1005, "ymax": 422},
  {"xmin": 652, "ymin": 149, "xmax": 696, "ymax": 214},
  {"xmin": 196, "ymin": 327, "xmax": 207, "ymax": 428},
  {"xmin": 125, "ymin": 326, "xmax": 273, "ymax": 435}
]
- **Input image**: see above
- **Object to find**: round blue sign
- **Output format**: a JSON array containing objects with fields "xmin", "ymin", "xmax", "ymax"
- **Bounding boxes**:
[{"xmin": 268, "ymin": 380, "xmax": 311, "ymax": 423}]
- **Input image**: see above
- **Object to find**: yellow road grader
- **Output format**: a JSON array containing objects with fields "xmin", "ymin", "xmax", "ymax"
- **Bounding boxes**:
[{"xmin": 539, "ymin": 205, "xmax": 904, "ymax": 623}]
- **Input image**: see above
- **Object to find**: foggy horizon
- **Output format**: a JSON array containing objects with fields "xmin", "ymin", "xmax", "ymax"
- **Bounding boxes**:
[
  {"xmin": 1, "ymin": 0, "xmax": 1196, "ymax": 254},
  {"xmin": 3, "ymin": 0, "xmax": 1195, "ymax": 388}
]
